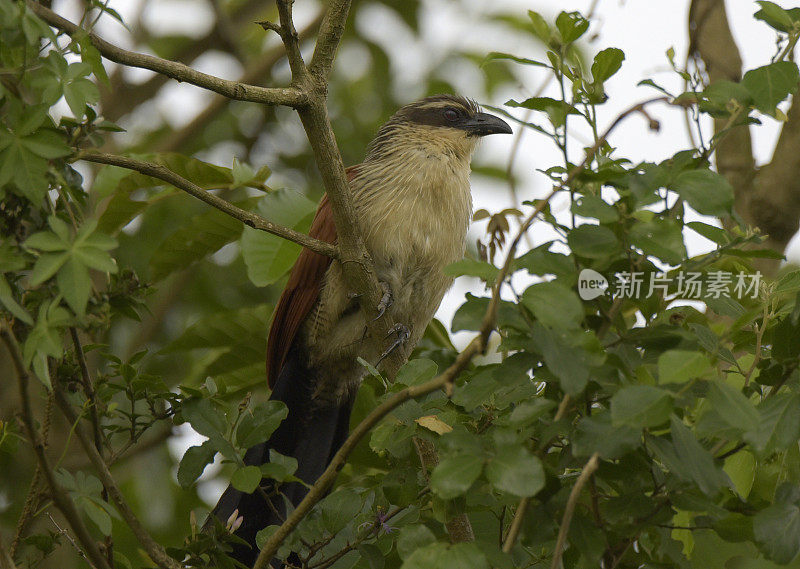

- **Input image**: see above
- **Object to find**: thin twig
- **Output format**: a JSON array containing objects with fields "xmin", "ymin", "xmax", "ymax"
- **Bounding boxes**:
[
  {"xmin": 502, "ymin": 394, "xmax": 571, "ymax": 552},
  {"xmin": 0, "ymin": 323, "xmax": 112, "ymax": 569},
  {"xmin": 26, "ymin": 1, "xmax": 307, "ymax": 108},
  {"xmin": 77, "ymin": 151, "xmax": 338, "ymax": 260},
  {"xmin": 52, "ymin": 386, "xmax": 183, "ymax": 569},
  {"xmin": 69, "ymin": 328, "xmax": 103, "ymax": 453},
  {"xmin": 0, "ymin": 536, "xmax": 19, "ymax": 569},
  {"xmin": 550, "ymin": 453, "xmax": 600, "ymax": 569}
]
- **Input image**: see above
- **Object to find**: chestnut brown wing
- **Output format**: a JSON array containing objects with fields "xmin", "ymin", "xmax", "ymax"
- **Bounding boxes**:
[{"xmin": 265, "ymin": 166, "xmax": 359, "ymax": 387}]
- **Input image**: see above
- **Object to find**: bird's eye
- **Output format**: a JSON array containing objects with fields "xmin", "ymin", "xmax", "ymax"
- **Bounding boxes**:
[{"xmin": 443, "ymin": 108, "xmax": 459, "ymax": 122}]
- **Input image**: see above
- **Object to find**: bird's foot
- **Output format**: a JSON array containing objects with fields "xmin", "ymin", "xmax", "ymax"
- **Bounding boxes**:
[
  {"xmin": 377, "ymin": 323, "xmax": 410, "ymax": 365},
  {"xmin": 374, "ymin": 281, "xmax": 393, "ymax": 320}
]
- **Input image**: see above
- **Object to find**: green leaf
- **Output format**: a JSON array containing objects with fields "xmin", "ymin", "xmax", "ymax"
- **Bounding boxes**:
[
  {"xmin": 742, "ymin": 61, "xmax": 800, "ymax": 116},
  {"xmin": 401, "ymin": 542, "xmax": 489, "ymax": 569},
  {"xmin": 686, "ymin": 221, "xmax": 729, "ymax": 245},
  {"xmin": 236, "ymin": 401, "xmax": 288, "ymax": 448},
  {"xmin": 611, "ymin": 385, "xmax": 673, "ymax": 428},
  {"xmin": 261, "ymin": 450, "xmax": 298, "ymax": 482},
  {"xmin": 230, "ymin": 465, "xmax": 262, "ymax": 494},
  {"xmin": 572, "ymin": 195, "xmax": 619, "ymax": 223},
  {"xmin": 430, "ymin": 454, "xmax": 483, "ymax": 499},
  {"xmin": 81, "ymin": 498, "xmax": 112, "ymax": 535},
  {"xmin": 397, "ymin": 525, "xmax": 437, "ymax": 560},
  {"xmin": 754, "ymin": 500, "xmax": 800, "ymax": 564},
  {"xmin": 241, "ymin": 190, "xmax": 316, "ymax": 286},
  {"xmin": 591, "ymin": 47, "xmax": 625, "ymax": 83},
  {"xmin": 56, "ymin": 256, "xmax": 92, "ymax": 316},
  {"xmin": 672, "ymin": 170, "xmax": 734, "ymax": 216},
  {"xmin": 359, "ymin": 543, "xmax": 385, "ymax": 569},
  {"xmin": 521, "ymin": 281, "xmax": 583, "ymax": 329},
  {"xmin": 177, "ymin": 440, "xmax": 217, "ymax": 488},
  {"xmin": 573, "ymin": 412, "xmax": 641, "ymax": 459},
  {"xmin": 754, "ymin": 1, "xmax": 800, "ymax": 33},
  {"xmin": 443, "ymin": 258, "xmax": 499, "ymax": 282},
  {"xmin": 514, "ymin": 245, "xmax": 575, "ymax": 281},
  {"xmin": 745, "ymin": 393, "xmax": 800, "ymax": 454},
  {"xmin": 507, "ymin": 96, "xmax": 580, "ymax": 128},
  {"xmin": 28, "ymin": 252, "xmax": 69, "ymax": 286},
  {"xmin": 531, "ymin": 324, "xmax": 597, "ymax": 395},
  {"xmin": 485, "ymin": 446, "xmax": 544, "ymax": 497},
  {"xmin": 650, "ymin": 416, "xmax": 730, "ymax": 496},
  {"xmin": 396, "ymin": 358, "xmax": 438, "ymax": 387},
  {"xmin": 149, "ymin": 200, "xmax": 249, "ymax": 282},
  {"xmin": 556, "ymin": 11, "xmax": 589, "ymax": 43},
  {"xmin": 567, "ymin": 225, "xmax": 619, "ymax": 259},
  {"xmin": 484, "ymin": 51, "xmax": 549, "ymax": 68},
  {"xmin": 0, "ymin": 275, "xmax": 33, "ymax": 324},
  {"xmin": 629, "ymin": 219, "xmax": 687, "ymax": 265},
  {"xmin": 321, "ymin": 489, "xmax": 361, "ymax": 533},
  {"xmin": 0, "ymin": 135, "xmax": 51, "ymax": 203},
  {"xmin": 657, "ymin": 350, "xmax": 711, "ymax": 384},
  {"xmin": 182, "ymin": 398, "xmax": 228, "ymax": 439},
  {"xmin": 706, "ymin": 382, "xmax": 759, "ymax": 434},
  {"xmin": 25, "ymin": 230, "xmax": 69, "ymax": 252},
  {"xmin": 19, "ymin": 129, "xmax": 71, "ymax": 159}
]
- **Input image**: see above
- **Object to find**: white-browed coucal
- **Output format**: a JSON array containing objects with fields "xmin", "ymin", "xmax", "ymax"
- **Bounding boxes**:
[{"xmin": 207, "ymin": 94, "xmax": 511, "ymax": 566}]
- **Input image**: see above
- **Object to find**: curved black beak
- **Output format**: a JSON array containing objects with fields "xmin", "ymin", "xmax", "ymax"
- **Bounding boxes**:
[{"xmin": 462, "ymin": 112, "xmax": 512, "ymax": 136}]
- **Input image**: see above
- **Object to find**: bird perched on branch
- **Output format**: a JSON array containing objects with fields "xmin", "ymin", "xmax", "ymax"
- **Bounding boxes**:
[{"xmin": 207, "ymin": 94, "xmax": 511, "ymax": 566}]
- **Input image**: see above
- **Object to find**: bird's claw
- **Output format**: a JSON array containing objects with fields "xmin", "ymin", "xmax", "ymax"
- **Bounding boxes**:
[
  {"xmin": 374, "ymin": 281, "xmax": 393, "ymax": 321},
  {"xmin": 377, "ymin": 323, "xmax": 410, "ymax": 365}
]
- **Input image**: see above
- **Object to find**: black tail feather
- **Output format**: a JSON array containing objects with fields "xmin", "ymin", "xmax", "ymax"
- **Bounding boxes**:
[{"xmin": 206, "ymin": 354, "xmax": 354, "ymax": 567}]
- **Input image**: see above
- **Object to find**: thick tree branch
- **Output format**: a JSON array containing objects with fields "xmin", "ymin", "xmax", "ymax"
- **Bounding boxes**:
[
  {"xmin": 0, "ymin": 323, "xmax": 112, "ymax": 569},
  {"xmin": 77, "ymin": 151, "xmax": 339, "ymax": 260},
  {"xmin": 752, "ymin": 92, "xmax": 800, "ymax": 246},
  {"xmin": 27, "ymin": 1, "xmax": 308, "ymax": 108},
  {"xmin": 52, "ymin": 387, "xmax": 182, "ymax": 569},
  {"xmin": 689, "ymin": 2, "xmax": 758, "ymax": 227}
]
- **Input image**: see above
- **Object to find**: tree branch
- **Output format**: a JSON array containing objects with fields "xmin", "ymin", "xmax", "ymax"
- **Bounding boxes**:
[
  {"xmin": 0, "ymin": 322, "xmax": 112, "ymax": 569},
  {"xmin": 52, "ymin": 387, "xmax": 182, "ymax": 569},
  {"xmin": 276, "ymin": 0, "xmax": 308, "ymax": 80},
  {"xmin": 688, "ymin": 2, "xmax": 757, "ymax": 231},
  {"xmin": 751, "ymin": 90, "xmax": 800, "ymax": 248},
  {"xmin": 309, "ymin": 0, "xmax": 351, "ymax": 79},
  {"xmin": 0, "ymin": 537, "xmax": 19, "ymax": 569},
  {"xmin": 253, "ymin": 336, "xmax": 485, "ymax": 569},
  {"xmin": 550, "ymin": 453, "xmax": 600, "ymax": 569},
  {"xmin": 26, "ymin": 1, "xmax": 308, "ymax": 108},
  {"xmin": 99, "ymin": 0, "xmax": 265, "ymax": 121},
  {"xmin": 155, "ymin": 12, "xmax": 325, "ymax": 153},
  {"xmin": 77, "ymin": 151, "xmax": 339, "ymax": 260},
  {"xmin": 502, "ymin": 394, "xmax": 571, "ymax": 553}
]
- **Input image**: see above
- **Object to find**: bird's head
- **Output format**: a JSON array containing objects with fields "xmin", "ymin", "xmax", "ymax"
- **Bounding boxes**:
[{"xmin": 364, "ymin": 94, "xmax": 512, "ymax": 163}]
